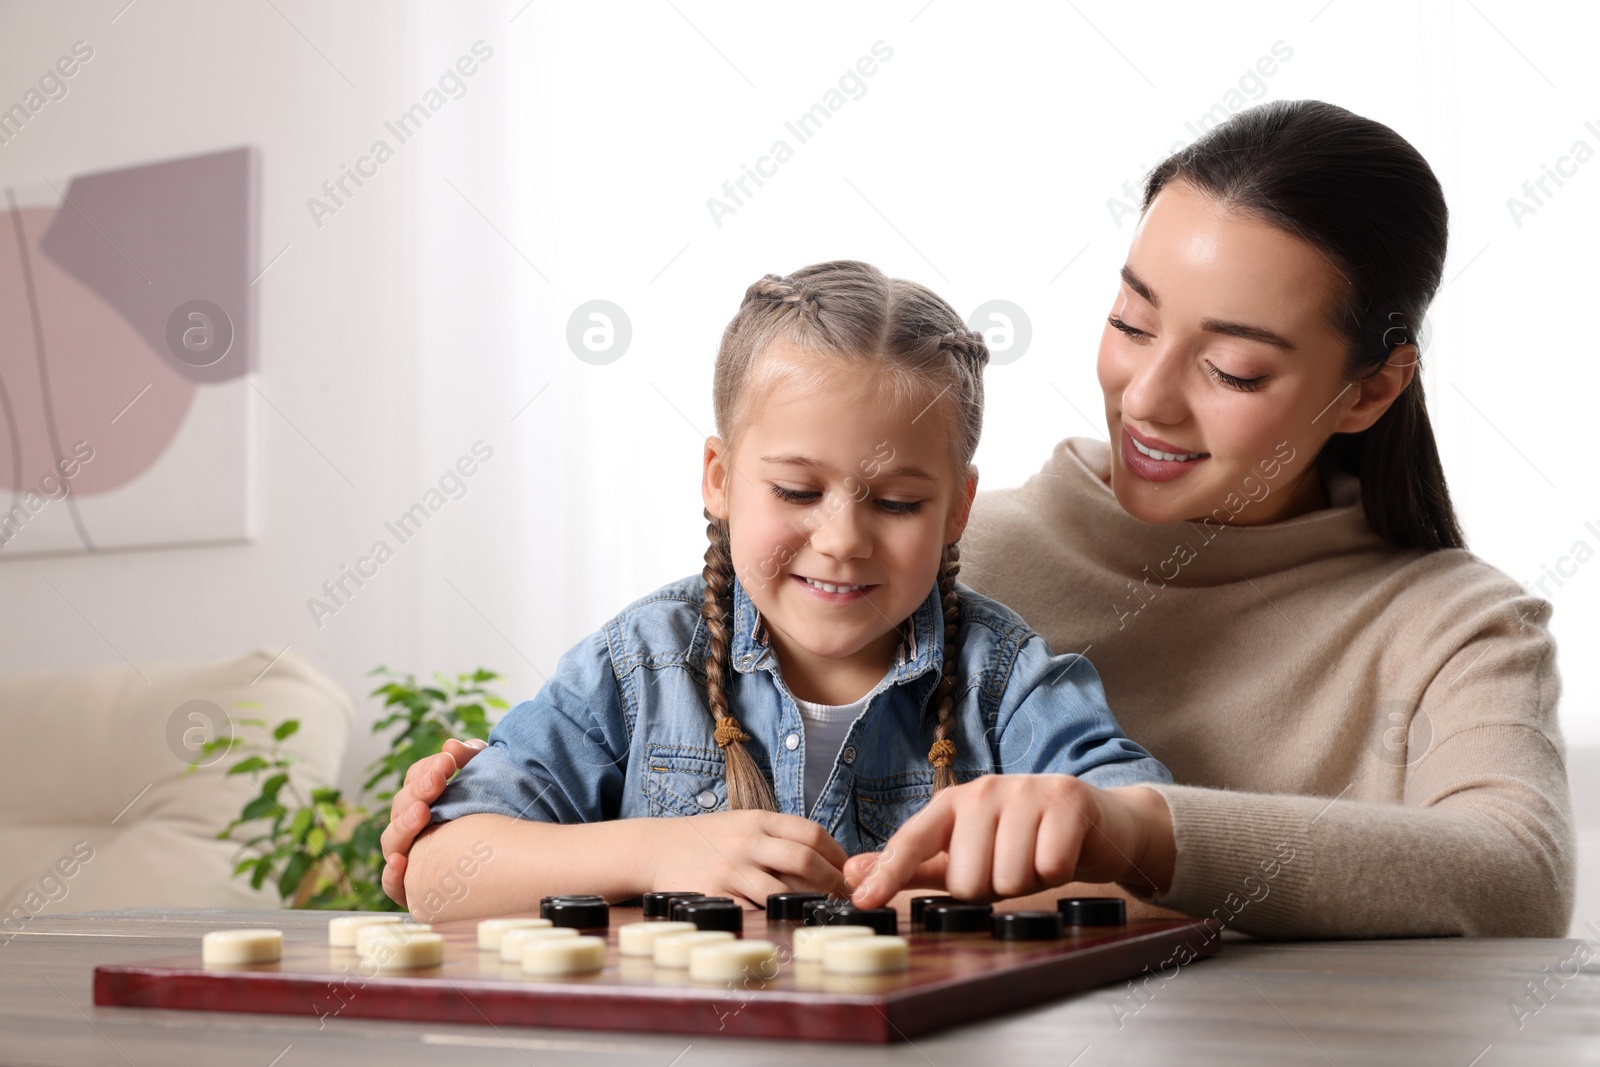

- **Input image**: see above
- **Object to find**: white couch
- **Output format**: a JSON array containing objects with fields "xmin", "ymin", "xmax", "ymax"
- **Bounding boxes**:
[{"xmin": 0, "ymin": 648, "xmax": 352, "ymax": 924}]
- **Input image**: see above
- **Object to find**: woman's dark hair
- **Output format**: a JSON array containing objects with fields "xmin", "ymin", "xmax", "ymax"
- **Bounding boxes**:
[{"xmin": 1141, "ymin": 99, "xmax": 1465, "ymax": 552}]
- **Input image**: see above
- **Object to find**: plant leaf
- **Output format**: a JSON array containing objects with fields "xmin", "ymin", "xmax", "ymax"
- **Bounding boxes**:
[
  {"xmin": 250, "ymin": 858, "xmax": 272, "ymax": 890},
  {"xmin": 278, "ymin": 851, "xmax": 311, "ymax": 899},
  {"xmin": 240, "ymin": 794, "xmax": 279, "ymax": 823}
]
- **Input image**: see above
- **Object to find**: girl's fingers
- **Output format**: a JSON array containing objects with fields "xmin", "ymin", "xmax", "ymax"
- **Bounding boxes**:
[
  {"xmin": 680, "ymin": 820, "xmax": 805, "ymax": 906},
  {"xmin": 752, "ymin": 837, "xmax": 852, "ymax": 896},
  {"xmin": 763, "ymin": 812, "xmax": 849, "ymax": 869},
  {"xmin": 720, "ymin": 867, "xmax": 792, "ymax": 910}
]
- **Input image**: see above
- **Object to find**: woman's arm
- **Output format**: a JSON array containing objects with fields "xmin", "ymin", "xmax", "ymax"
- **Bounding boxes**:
[
  {"xmin": 1139, "ymin": 607, "xmax": 1574, "ymax": 940},
  {"xmin": 845, "ymin": 775, "xmax": 1177, "ymax": 908},
  {"xmin": 850, "ymin": 588, "xmax": 1574, "ymax": 938}
]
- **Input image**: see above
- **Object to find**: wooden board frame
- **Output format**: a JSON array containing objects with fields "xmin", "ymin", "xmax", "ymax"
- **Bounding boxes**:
[{"xmin": 94, "ymin": 910, "xmax": 1223, "ymax": 1043}]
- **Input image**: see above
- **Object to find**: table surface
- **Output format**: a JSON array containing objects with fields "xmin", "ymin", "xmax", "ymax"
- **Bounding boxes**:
[{"xmin": 5, "ymin": 908, "xmax": 1598, "ymax": 1066}]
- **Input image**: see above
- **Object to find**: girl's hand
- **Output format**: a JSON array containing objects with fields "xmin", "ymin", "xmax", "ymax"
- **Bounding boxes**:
[
  {"xmin": 842, "ymin": 775, "xmax": 1175, "ymax": 909},
  {"xmin": 381, "ymin": 738, "xmax": 487, "ymax": 907},
  {"xmin": 647, "ymin": 811, "xmax": 854, "ymax": 907}
]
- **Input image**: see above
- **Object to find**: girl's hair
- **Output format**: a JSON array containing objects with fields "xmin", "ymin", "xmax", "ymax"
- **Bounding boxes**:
[
  {"xmin": 700, "ymin": 260, "xmax": 988, "ymax": 810},
  {"xmin": 1141, "ymin": 99, "xmax": 1465, "ymax": 552}
]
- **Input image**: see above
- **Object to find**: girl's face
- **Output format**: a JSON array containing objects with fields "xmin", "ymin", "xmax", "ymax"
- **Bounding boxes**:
[
  {"xmin": 702, "ymin": 344, "xmax": 977, "ymax": 696},
  {"xmin": 1096, "ymin": 178, "xmax": 1415, "ymax": 526}
]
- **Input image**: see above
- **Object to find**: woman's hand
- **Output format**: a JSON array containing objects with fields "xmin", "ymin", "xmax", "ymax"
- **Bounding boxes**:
[
  {"xmin": 843, "ymin": 775, "xmax": 1175, "ymax": 909},
  {"xmin": 646, "ymin": 811, "xmax": 854, "ymax": 908},
  {"xmin": 381, "ymin": 738, "xmax": 487, "ymax": 907}
]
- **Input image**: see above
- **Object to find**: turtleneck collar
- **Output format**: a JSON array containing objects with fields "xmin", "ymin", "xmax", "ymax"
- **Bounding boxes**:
[{"xmin": 1027, "ymin": 437, "xmax": 1386, "ymax": 586}]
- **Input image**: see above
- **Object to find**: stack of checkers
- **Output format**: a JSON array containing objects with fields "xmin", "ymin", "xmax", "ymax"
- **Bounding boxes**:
[
  {"xmin": 473, "ymin": 895, "xmax": 735, "ymax": 978},
  {"xmin": 198, "ymin": 916, "xmax": 448, "ymax": 970},
  {"xmin": 539, "ymin": 894, "xmax": 610, "ymax": 928},
  {"xmin": 624, "ymin": 891, "xmax": 908, "ymax": 978},
  {"xmin": 334, "ymin": 916, "xmax": 444, "ymax": 969},
  {"xmin": 484, "ymin": 896, "xmax": 615, "ymax": 974},
  {"xmin": 650, "ymin": 892, "xmax": 911, "ymax": 975}
]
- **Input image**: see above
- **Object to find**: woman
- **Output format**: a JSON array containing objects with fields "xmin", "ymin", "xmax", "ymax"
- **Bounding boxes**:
[{"xmin": 380, "ymin": 100, "xmax": 1574, "ymax": 939}]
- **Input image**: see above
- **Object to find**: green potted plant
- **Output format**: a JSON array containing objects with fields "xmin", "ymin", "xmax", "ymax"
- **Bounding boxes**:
[{"xmin": 188, "ymin": 666, "xmax": 504, "ymax": 910}]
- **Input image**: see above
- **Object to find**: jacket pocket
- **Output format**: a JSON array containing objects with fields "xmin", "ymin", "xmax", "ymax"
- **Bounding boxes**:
[
  {"xmin": 854, "ymin": 768, "xmax": 985, "ymax": 851},
  {"xmin": 854, "ymin": 771, "xmax": 938, "ymax": 852},
  {"xmin": 644, "ymin": 745, "xmax": 729, "ymax": 817}
]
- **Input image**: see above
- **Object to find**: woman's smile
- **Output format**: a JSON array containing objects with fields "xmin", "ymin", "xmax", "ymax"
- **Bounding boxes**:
[{"xmin": 1119, "ymin": 423, "xmax": 1210, "ymax": 484}]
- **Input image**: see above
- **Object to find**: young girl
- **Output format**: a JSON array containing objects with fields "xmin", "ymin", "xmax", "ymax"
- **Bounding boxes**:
[{"xmin": 408, "ymin": 260, "xmax": 1171, "ymax": 920}]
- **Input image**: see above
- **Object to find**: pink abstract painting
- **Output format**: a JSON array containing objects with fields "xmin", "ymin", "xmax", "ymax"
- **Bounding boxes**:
[{"xmin": 0, "ymin": 146, "xmax": 256, "ymax": 556}]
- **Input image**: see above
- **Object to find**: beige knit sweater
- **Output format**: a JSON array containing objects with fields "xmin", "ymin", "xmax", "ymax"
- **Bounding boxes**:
[{"xmin": 957, "ymin": 437, "xmax": 1575, "ymax": 939}]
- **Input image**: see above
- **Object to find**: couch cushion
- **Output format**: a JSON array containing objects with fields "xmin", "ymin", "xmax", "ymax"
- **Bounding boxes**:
[{"xmin": 0, "ymin": 647, "xmax": 352, "ymax": 920}]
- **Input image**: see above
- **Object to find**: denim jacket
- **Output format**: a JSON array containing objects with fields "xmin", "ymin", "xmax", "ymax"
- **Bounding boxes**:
[{"xmin": 430, "ymin": 572, "xmax": 1170, "ymax": 854}]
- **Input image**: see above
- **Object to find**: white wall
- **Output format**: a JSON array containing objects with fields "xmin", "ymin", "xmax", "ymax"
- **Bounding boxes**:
[
  {"xmin": 0, "ymin": 0, "xmax": 1595, "ymax": 810},
  {"xmin": 0, "ymin": 0, "xmax": 569, "ymax": 786}
]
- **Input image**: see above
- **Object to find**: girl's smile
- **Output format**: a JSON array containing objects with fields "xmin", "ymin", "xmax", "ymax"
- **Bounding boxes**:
[
  {"xmin": 792, "ymin": 573, "xmax": 878, "ymax": 600},
  {"xmin": 702, "ymin": 341, "xmax": 978, "ymax": 706}
]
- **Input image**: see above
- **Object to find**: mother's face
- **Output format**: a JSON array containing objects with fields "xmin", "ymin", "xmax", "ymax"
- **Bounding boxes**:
[{"xmin": 1096, "ymin": 178, "xmax": 1412, "ymax": 527}]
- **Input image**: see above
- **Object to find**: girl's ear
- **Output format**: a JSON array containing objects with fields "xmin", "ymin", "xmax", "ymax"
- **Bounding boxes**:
[
  {"xmin": 702, "ymin": 435, "xmax": 731, "ymax": 519},
  {"xmin": 1331, "ymin": 344, "xmax": 1418, "ymax": 435},
  {"xmin": 944, "ymin": 467, "xmax": 979, "ymax": 543}
]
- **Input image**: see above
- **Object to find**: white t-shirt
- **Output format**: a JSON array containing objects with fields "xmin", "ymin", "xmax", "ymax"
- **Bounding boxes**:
[{"xmin": 791, "ymin": 691, "xmax": 870, "ymax": 814}]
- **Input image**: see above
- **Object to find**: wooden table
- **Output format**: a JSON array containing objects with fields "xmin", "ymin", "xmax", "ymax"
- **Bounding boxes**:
[{"xmin": 5, "ymin": 909, "xmax": 1598, "ymax": 1065}]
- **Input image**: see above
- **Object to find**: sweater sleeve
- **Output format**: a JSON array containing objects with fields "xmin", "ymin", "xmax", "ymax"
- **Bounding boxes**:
[{"xmin": 1132, "ymin": 586, "xmax": 1575, "ymax": 940}]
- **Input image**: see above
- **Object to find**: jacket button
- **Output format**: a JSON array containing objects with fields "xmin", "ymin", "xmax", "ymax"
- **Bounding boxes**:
[
  {"xmin": 784, "ymin": 733, "xmax": 800, "ymax": 751},
  {"xmin": 695, "ymin": 790, "xmax": 717, "ymax": 809},
  {"xmin": 841, "ymin": 746, "xmax": 856, "ymax": 764}
]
